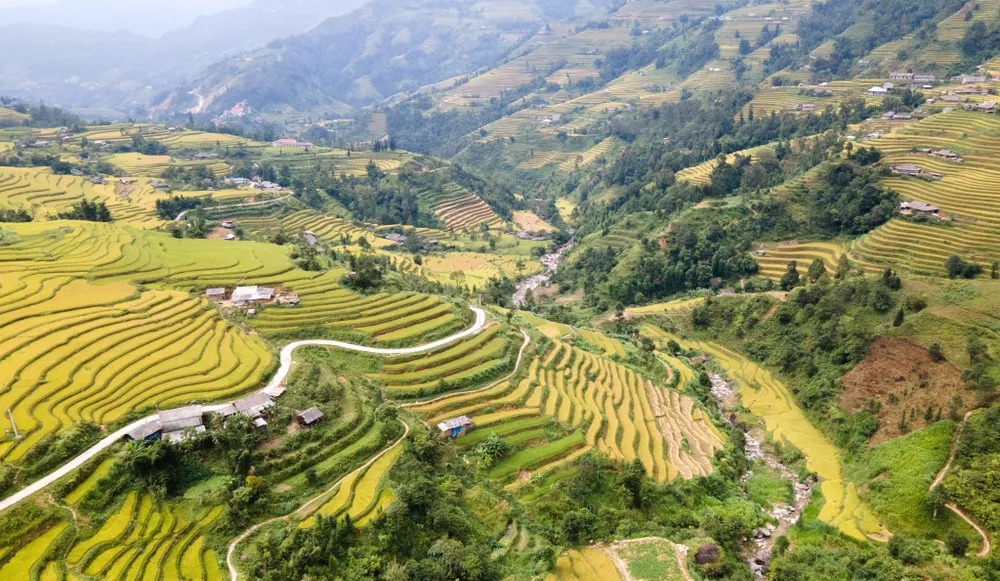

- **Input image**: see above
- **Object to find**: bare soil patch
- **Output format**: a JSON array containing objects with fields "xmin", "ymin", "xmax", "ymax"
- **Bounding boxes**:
[{"xmin": 840, "ymin": 337, "xmax": 970, "ymax": 444}]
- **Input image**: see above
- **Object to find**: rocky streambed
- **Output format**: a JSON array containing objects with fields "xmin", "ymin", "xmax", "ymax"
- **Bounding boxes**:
[
  {"xmin": 512, "ymin": 239, "xmax": 574, "ymax": 307},
  {"xmin": 707, "ymin": 372, "xmax": 814, "ymax": 579}
]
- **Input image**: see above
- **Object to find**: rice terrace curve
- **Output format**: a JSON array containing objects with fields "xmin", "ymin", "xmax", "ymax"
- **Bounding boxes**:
[{"xmin": 0, "ymin": 307, "xmax": 487, "ymax": 514}]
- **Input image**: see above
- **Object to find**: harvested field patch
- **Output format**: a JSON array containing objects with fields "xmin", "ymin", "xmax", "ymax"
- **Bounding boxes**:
[{"xmin": 840, "ymin": 337, "xmax": 970, "ymax": 444}]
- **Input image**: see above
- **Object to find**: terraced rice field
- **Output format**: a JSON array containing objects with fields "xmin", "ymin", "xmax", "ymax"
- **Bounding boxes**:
[
  {"xmin": 74, "ymin": 493, "xmax": 223, "ymax": 581},
  {"xmin": 64, "ymin": 458, "xmax": 114, "ymax": 505},
  {"xmin": 545, "ymin": 548, "xmax": 623, "ymax": 581},
  {"xmin": 239, "ymin": 210, "xmax": 371, "ymax": 244},
  {"xmin": 442, "ymin": 27, "xmax": 632, "ymax": 107},
  {"xmin": 850, "ymin": 111, "xmax": 1000, "ymax": 274},
  {"xmin": 416, "ymin": 335, "xmax": 724, "ymax": 483},
  {"xmin": 937, "ymin": 0, "xmax": 1000, "ymax": 41},
  {"xmin": 300, "ymin": 439, "xmax": 403, "ymax": 527},
  {"xmin": 371, "ymin": 325, "xmax": 515, "ymax": 397},
  {"xmin": 0, "ymin": 493, "xmax": 223, "ymax": 581},
  {"xmin": 676, "ymin": 144, "xmax": 774, "ymax": 186},
  {"xmin": 655, "ymin": 330, "xmax": 883, "ymax": 540},
  {"xmin": 754, "ymin": 241, "xmax": 862, "ymax": 279},
  {"xmin": 518, "ymin": 151, "xmax": 569, "ymax": 169},
  {"xmin": 0, "ymin": 220, "xmax": 463, "ymax": 457},
  {"xmin": 0, "ymin": 167, "xmax": 247, "ymax": 226},
  {"xmin": 417, "ymin": 182, "xmax": 504, "ymax": 231},
  {"xmin": 740, "ymin": 79, "xmax": 887, "ymax": 118},
  {"xmin": 0, "ymin": 244, "xmax": 274, "ymax": 462},
  {"xmin": 557, "ymin": 137, "xmax": 618, "ymax": 171}
]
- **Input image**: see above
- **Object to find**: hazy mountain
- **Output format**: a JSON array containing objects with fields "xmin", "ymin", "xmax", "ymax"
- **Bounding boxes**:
[
  {"xmin": 166, "ymin": 0, "xmax": 606, "ymax": 117},
  {"xmin": 0, "ymin": 0, "xmax": 253, "ymax": 37},
  {"xmin": 0, "ymin": 0, "xmax": 369, "ymax": 110}
]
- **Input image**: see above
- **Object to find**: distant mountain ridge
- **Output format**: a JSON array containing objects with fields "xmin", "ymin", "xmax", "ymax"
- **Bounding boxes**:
[
  {"xmin": 0, "ymin": 0, "xmax": 369, "ymax": 111},
  {"xmin": 160, "ymin": 0, "xmax": 607, "ymax": 118}
]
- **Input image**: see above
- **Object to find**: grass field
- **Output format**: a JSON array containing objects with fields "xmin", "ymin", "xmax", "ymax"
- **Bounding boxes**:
[
  {"xmin": 846, "ymin": 421, "xmax": 973, "ymax": 541},
  {"xmin": 415, "ymin": 330, "xmax": 724, "ymax": 484}
]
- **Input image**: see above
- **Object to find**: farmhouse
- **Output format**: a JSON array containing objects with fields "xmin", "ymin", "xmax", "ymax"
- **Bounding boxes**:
[
  {"xmin": 900, "ymin": 200, "xmax": 939, "ymax": 216},
  {"xmin": 892, "ymin": 163, "xmax": 924, "ymax": 176},
  {"xmin": 70, "ymin": 169, "xmax": 84, "ymax": 177},
  {"xmin": 931, "ymin": 149, "xmax": 962, "ymax": 161},
  {"xmin": 384, "ymin": 233, "xmax": 407, "ymax": 245},
  {"xmin": 913, "ymin": 74, "xmax": 935, "ymax": 83},
  {"xmin": 889, "ymin": 71, "xmax": 914, "ymax": 80},
  {"xmin": 798, "ymin": 103, "xmax": 816, "ymax": 111},
  {"xmin": 125, "ymin": 419, "xmax": 162, "ymax": 442},
  {"xmin": 221, "ymin": 221, "xmax": 235, "ymax": 229},
  {"xmin": 159, "ymin": 405, "xmax": 204, "ymax": 433},
  {"xmin": 217, "ymin": 392, "xmax": 276, "ymax": 419},
  {"xmin": 972, "ymin": 101, "xmax": 997, "ymax": 113},
  {"xmin": 437, "ymin": 416, "xmax": 474, "ymax": 438},
  {"xmin": 119, "ymin": 178, "xmax": 137, "ymax": 185},
  {"xmin": 951, "ymin": 74, "xmax": 986, "ymax": 84},
  {"xmin": 297, "ymin": 407, "xmax": 325, "ymax": 427},
  {"xmin": 90, "ymin": 177, "xmax": 107, "ymax": 185},
  {"xmin": 867, "ymin": 86, "xmax": 888, "ymax": 96},
  {"xmin": 205, "ymin": 288, "xmax": 228, "ymax": 300},
  {"xmin": 191, "ymin": 152, "xmax": 220, "ymax": 160},
  {"xmin": 303, "ymin": 231, "xmax": 318, "ymax": 246},
  {"xmin": 272, "ymin": 138, "xmax": 313, "ymax": 150},
  {"xmin": 231, "ymin": 286, "xmax": 275, "ymax": 305}
]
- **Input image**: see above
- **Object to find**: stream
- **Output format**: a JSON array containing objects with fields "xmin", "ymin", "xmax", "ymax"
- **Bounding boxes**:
[
  {"xmin": 707, "ymin": 372, "xmax": 814, "ymax": 579},
  {"xmin": 512, "ymin": 238, "xmax": 574, "ymax": 307}
]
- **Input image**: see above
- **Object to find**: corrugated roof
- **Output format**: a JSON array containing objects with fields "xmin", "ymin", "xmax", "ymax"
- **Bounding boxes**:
[
  {"xmin": 126, "ymin": 419, "xmax": 162, "ymax": 440},
  {"xmin": 159, "ymin": 405, "xmax": 204, "ymax": 432},
  {"xmin": 298, "ymin": 406, "xmax": 324, "ymax": 424},
  {"xmin": 437, "ymin": 416, "xmax": 474, "ymax": 431}
]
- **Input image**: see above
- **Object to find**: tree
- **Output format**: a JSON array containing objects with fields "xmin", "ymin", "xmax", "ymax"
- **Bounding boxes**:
[
  {"xmin": 945, "ymin": 530, "xmax": 970, "ymax": 557},
  {"xmin": 476, "ymin": 433, "xmax": 511, "ymax": 469},
  {"xmin": 893, "ymin": 308, "xmax": 904, "ymax": 327},
  {"xmin": 739, "ymin": 38, "xmax": 752, "ymax": 54},
  {"xmin": 807, "ymin": 258, "xmax": 826, "ymax": 281},
  {"xmin": 992, "ymin": 260, "xmax": 999, "ymax": 279},
  {"xmin": 779, "ymin": 260, "xmax": 800, "ymax": 290},
  {"xmin": 929, "ymin": 343, "xmax": 945, "ymax": 361}
]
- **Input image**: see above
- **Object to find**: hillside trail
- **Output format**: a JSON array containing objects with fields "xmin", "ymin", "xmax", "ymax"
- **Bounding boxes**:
[
  {"xmin": 226, "ymin": 418, "xmax": 411, "ymax": 581},
  {"xmin": 929, "ymin": 411, "xmax": 991, "ymax": 557},
  {"xmin": 0, "ymin": 307, "xmax": 487, "ymax": 514},
  {"xmin": 401, "ymin": 328, "xmax": 530, "ymax": 409}
]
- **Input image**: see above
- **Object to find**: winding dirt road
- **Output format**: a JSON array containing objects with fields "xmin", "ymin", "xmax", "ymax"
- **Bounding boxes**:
[
  {"xmin": 0, "ymin": 307, "xmax": 487, "ymax": 514},
  {"xmin": 929, "ymin": 412, "xmax": 991, "ymax": 557}
]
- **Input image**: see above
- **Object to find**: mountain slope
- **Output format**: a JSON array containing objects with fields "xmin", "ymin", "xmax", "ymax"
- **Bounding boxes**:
[
  {"xmin": 165, "ymin": 0, "xmax": 608, "ymax": 117},
  {"xmin": 0, "ymin": 0, "xmax": 368, "ymax": 110}
]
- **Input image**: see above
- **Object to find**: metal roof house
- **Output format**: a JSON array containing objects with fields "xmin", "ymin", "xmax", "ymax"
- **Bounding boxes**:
[
  {"xmin": 437, "ymin": 416, "xmax": 474, "ymax": 438},
  {"xmin": 233, "ymin": 393, "xmax": 275, "ymax": 418},
  {"xmin": 231, "ymin": 286, "xmax": 275, "ymax": 305},
  {"xmin": 125, "ymin": 419, "xmax": 162, "ymax": 441},
  {"xmin": 205, "ymin": 288, "xmax": 227, "ymax": 300},
  {"xmin": 303, "ymin": 231, "xmax": 318, "ymax": 246},
  {"xmin": 159, "ymin": 405, "xmax": 204, "ymax": 433},
  {"xmin": 162, "ymin": 425, "xmax": 206, "ymax": 443},
  {"xmin": 297, "ymin": 407, "xmax": 325, "ymax": 426}
]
